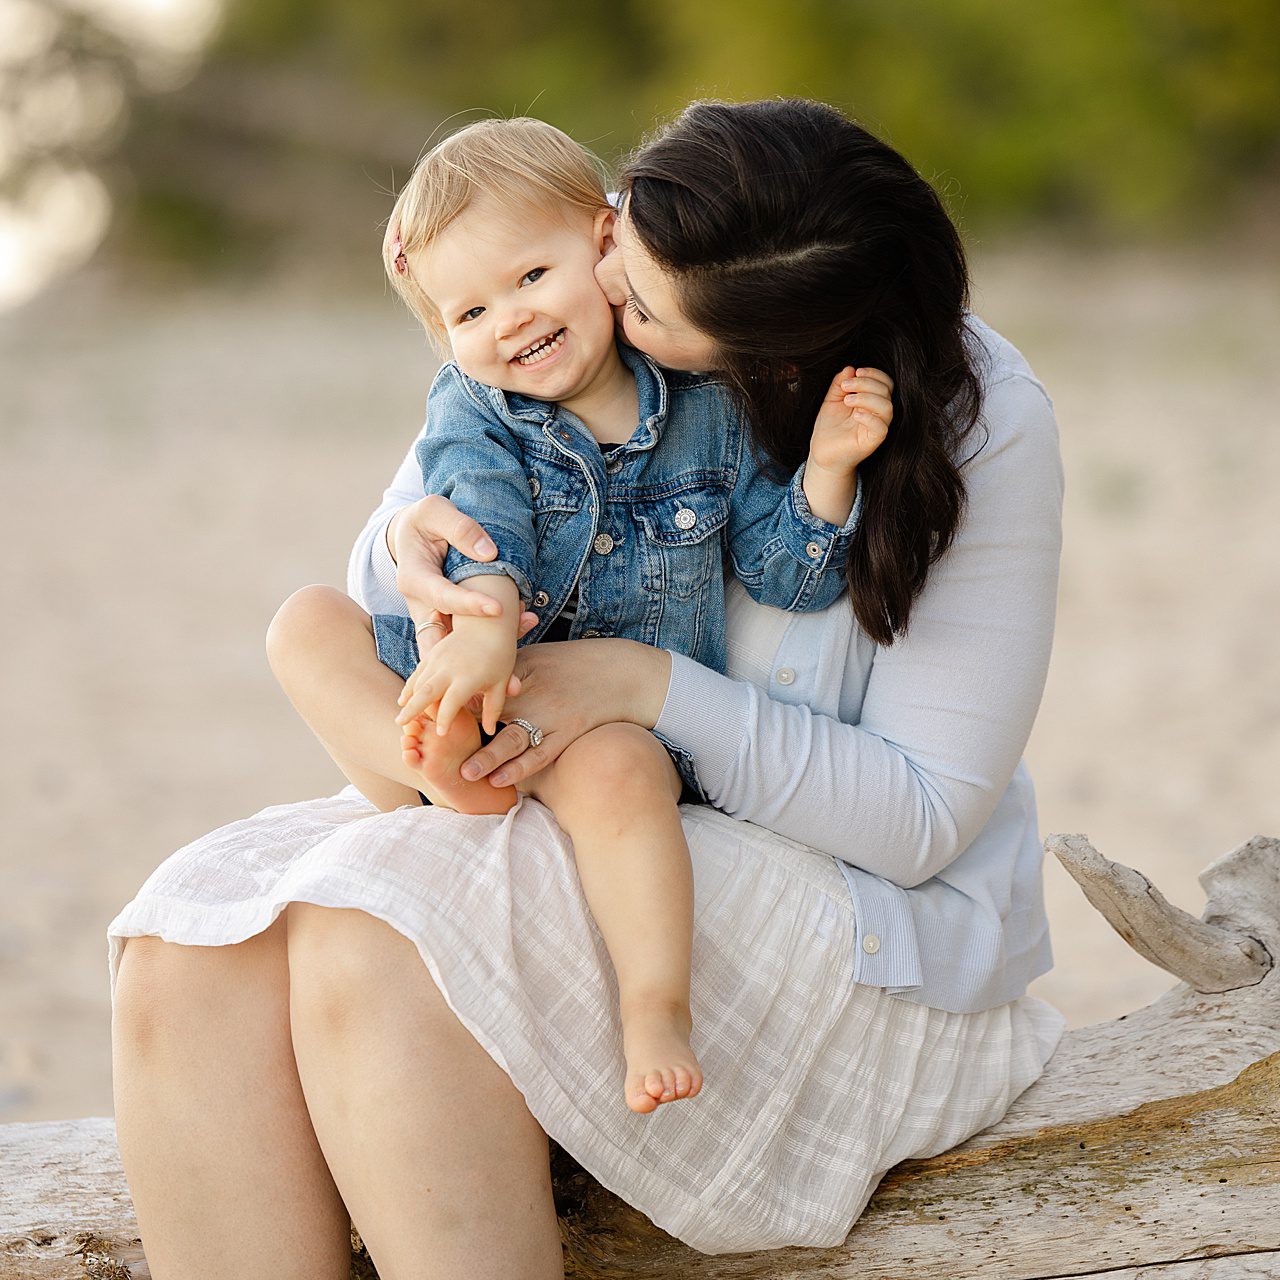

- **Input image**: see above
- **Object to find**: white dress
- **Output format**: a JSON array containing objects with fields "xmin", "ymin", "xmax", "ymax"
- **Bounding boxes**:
[{"xmin": 108, "ymin": 784, "xmax": 1061, "ymax": 1254}]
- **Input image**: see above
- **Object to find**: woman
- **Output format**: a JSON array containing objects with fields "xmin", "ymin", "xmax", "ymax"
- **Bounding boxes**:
[{"xmin": 109, "ymin": 98, "xmax": 1065, "ymax": 1278}]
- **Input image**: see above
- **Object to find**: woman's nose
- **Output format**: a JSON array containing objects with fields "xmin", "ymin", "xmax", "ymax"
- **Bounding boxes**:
[{"xmin": 594, "ymin": 248, "xmax": 626, "ymax": 306}]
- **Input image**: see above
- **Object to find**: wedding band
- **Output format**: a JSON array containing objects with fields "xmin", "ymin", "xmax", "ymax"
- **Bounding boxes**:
[
  {"xmin": 417, "ymin": 620, "xmax": 446, "ymax": 633},
  {"xmin": 509, "ymin": 718, "xmax": 544, "ymax": 748}
]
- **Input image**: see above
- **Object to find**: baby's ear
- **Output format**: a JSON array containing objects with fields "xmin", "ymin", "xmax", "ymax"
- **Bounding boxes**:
[{"xmin": 593, "ymin": 206, "xmax": 618, "ymax": 257}]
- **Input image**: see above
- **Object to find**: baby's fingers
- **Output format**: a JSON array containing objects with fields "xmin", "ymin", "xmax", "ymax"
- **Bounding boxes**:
[
  {"xmin": 480, "ymin": 684, "xmax": 507, "ymax": 736},
  {"xmin": 842, "ymin": 389, "xmax": 893, "ymax": 425},
  {"xmin": 822, "ymin": 365, "xmax": 859, "ymax": 405},
  {"xmin": 433, "ymin": 683, "xmax": 473, "ymax": 737},
  {"xmin": 396, "ymin": 674, "xmax": 444, "ymax": 724},
  {"xmin": 843, "ymin": 366, "xmax": 894, "ymax": 398}
]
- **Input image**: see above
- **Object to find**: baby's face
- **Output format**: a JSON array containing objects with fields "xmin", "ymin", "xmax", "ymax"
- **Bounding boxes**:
[{"xmin": 413, "ymin": 196, "xmax": 618, "ymax": 402}]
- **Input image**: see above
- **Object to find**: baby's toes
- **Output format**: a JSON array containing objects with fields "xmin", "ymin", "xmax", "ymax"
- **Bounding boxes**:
[
  {"xmin": 626, "ymin": 1074, "xmax": 660, "ymax": 1115},
  {"xmin": 645, "ymin": 1069, "xmax": 672, "ymax": 1102},
  {"xmin": 672, "ymin": 1066, "xmax": 695, "ymax": 1099}
]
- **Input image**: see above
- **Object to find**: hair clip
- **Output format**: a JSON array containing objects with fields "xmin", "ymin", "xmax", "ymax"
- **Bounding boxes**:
[{"xmin": 392, "ymin": 229, "xmax": 408, "ymax": 276}]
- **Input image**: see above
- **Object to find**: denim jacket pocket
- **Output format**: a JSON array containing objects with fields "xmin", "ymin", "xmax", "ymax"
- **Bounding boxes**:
[
  {"xmin": 634, "ymin": 488, "xmax": 730, "ymax": 600},
  {"xmin": 527, "ymin": 457, "xmax": 585, "ymax": 560}
]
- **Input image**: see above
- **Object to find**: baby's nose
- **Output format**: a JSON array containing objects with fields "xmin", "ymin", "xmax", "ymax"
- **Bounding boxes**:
[{"xmin": 495, "ymin": 306, "xmax": 535, "ymax": 340}]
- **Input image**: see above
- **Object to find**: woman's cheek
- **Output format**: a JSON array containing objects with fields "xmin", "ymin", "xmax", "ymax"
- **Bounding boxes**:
[{"xmin": 620, "ymin": 312, "xmax": 658, "ymax": 359}]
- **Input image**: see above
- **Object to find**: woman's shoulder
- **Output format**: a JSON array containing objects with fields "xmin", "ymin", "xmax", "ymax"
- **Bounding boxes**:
[
  {"xmin": 965, "ymin": 315, "xmax": 1054, "ymax": 410},
  {"xmin": 961, "ymin": 315, "xmax": 1060, "ymax": 470}
]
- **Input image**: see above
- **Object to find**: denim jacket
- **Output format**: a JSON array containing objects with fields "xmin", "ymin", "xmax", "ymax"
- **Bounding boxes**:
[{"xmin": 423, "ymin": 343, "xmax": 860, "ymax": 673}]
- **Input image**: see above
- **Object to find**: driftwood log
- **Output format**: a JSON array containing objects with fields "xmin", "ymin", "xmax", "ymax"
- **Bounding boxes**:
[{"xmin": 2, "ymin": 834, "xmax": 1277, "ymax": 1279}]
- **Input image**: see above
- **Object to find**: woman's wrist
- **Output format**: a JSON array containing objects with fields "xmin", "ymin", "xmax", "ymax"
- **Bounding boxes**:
[{"xmin": 614, "ymin": 639, "xmax": 672, "ymax": 730}]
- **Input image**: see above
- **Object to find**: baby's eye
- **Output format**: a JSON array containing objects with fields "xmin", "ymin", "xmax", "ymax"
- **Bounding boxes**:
[
  {"xmin": 458, "ymin": 306, "xmax": 484, "ymax": 323},
  {"xmin": 520, "ymin": 267, "xmax": 547, "ymax": 286},
  {"xmin": 624, "ymin": 294, "xmax": 649, "ymax": 325}
]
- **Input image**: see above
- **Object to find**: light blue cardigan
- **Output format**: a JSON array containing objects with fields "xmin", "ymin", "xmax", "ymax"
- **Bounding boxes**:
[{"xmin": 349, "ymin": 318, "xmax": 1063, "ymax": 1014}]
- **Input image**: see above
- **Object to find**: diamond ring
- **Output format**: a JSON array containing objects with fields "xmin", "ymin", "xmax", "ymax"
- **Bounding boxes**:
[{"xmin": 509, "ymin": 718, "xmax": 544, "ymax": 748}]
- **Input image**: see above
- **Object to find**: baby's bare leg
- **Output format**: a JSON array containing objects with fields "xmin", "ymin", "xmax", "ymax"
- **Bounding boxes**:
[
  {"xmin": 267, "ymin": 585, "xmax": 516, "ymax": 815},
  {"xmin": 527, "ymin": 723, "xmax": 703, "ymax": 1114}
]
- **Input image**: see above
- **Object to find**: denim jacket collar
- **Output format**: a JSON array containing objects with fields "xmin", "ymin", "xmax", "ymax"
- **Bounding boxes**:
[{"xmin": 478, "ymin": 342, "xmax": 670, "ymax": 451}]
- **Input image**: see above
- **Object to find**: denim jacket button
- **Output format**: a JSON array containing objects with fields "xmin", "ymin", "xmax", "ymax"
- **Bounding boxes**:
[
  {"xmin": 532, "ymin": 590, "xmax": 550, "ymax": 608},
  {"xmin": 606, "ymin": 457, "xmax": 624, "ymax": 474},
  {"xmin": 528, "ymin": 475, "xmax": 541, "ymax": 498},
  {"xmin": 583, "ymin": 629, "xmax": 603, "ymax": 638},
  {"xmin": 593, "ymin": 533, "xmax": 615, "ymax": 555},
  {"xmin": 805, "ymin": 540, "xmax": 824, "ymax": 560},
  {"xmin": 674, "ymin": 507, "xmax": 697, "ymax": 531}
]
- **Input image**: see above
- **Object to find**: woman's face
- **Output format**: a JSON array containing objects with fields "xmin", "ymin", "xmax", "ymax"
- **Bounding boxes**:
[{"xmin": 593, "ymin": 209, "xmax": 719, "ymax": 373}]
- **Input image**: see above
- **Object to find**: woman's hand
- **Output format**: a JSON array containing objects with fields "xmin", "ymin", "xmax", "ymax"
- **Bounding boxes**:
[
  {"xmin": 458, "ymin": 639, "xmax": 673, "ymax": 789},
  {"xmin": 389, "ymin": 495, "xmax": 506, "ymax": 620}
]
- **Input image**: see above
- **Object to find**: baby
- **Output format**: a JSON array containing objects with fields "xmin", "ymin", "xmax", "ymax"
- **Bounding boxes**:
[{"xmin": 268, "ymin": 118, "xmax": 890, "ymax": 1115}]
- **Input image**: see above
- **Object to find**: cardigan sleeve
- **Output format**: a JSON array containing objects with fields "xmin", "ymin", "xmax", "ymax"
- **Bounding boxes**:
[
  {"xmin": 653, "ymin": 371, "xmax": 1063, "ymax": 889},
  {"xmin": 346, "ymin": 424, "xmax": 428, "ymax": 616}
]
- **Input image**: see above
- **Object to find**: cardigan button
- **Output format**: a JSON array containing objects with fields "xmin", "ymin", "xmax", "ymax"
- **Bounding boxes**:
[
  {"xmin": 776, "ymin": 667, "xmax": 796, "ymax": 686},
  {"xmin": 862, "ymin": 934, "xmax": 881, "ymax": 955}
]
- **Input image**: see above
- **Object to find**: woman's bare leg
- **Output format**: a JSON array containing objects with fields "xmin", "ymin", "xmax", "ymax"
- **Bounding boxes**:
[
  {"xmin": 286, "ymin": 903, "xmax": 563, "ymax": 1280},
  {"xmin": 111, "ymin": 919, "xmax": 352, "ymax": 1280},
  {"xmin": 527, "ymin": 723, "xmax": 702, "ymax": 1115}
]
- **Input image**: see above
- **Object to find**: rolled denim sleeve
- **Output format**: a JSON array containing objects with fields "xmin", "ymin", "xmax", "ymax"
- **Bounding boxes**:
[
  {"xmin": 416, "ymin": 365, "xmax": 537, "ymax": 603},
  {"xmin": 724, "ymin": 435, "xmax": 859, "ymax": 613}
]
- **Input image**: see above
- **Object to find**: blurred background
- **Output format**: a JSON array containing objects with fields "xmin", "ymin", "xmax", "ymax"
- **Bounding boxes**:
[{"xmin": 1, "ymin": 0, "xmax": 1277, "ymax": 1124}]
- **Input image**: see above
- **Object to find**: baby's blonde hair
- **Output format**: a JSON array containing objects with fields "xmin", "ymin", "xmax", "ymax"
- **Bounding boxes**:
[{"xmin": 384, "ymin": 117, "xmax": 611, "ymax": 352}]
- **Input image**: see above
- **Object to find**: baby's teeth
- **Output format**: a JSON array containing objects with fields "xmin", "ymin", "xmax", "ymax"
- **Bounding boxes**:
[{"xmin": 517, "ymin": 331, "xmax": 564, "ymax": 365}]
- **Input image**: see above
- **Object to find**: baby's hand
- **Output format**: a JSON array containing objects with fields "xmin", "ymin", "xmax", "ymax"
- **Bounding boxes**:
[
  {"xmin": 395, "ymin": 626, "xmax": 515, "ymax": 737},
  {"xmin": 808, "ymin": 366, "xmax": 894, "ymax": 477}
]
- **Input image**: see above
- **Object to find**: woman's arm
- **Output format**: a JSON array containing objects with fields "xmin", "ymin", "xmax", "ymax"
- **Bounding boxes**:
[
  {"xmin": 654, "ymin": 371, "xmax": 1063, "ymax": 887},
  {"xmin": 347, "ymin": 426, "xmax": 428, "ymax": 614}
]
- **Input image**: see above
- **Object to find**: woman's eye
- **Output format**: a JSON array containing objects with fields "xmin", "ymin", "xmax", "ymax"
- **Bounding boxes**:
[
  {"xmin": 459, "ymin": 306, "xmax": 484, "ymax": 323},
  {"xmin": 624, "ymin": 294, "xmax": 649, "ymax": 325},
  {"xmin": 520, "ymin": 267, "xmax": 547, "ymax": 286}
]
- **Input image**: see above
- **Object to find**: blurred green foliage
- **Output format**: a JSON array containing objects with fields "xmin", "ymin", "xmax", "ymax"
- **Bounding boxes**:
[{"xmin": 212, "ymin": 0, "xmax": 1280, "ymax": 234}]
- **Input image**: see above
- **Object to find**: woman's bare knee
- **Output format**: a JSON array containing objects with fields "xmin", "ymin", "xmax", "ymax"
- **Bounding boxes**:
[{"xmin": 285, "ymin": 904, "xmax": 433, "ymax": 1035}]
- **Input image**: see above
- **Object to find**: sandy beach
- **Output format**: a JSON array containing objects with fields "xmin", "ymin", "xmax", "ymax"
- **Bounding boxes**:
[{"xmin": 1, "ymin": 239, "xmax": 1277, "ymax": 1124}]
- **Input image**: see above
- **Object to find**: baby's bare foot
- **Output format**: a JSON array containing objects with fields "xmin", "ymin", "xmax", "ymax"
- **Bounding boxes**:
[
  {"xmin": 620, "ymin": 998, "xmax": 703, "ymax": 1115},
  {"xmin": 401, "ymin": 711, "xmax": 517, "ymax": 816}
]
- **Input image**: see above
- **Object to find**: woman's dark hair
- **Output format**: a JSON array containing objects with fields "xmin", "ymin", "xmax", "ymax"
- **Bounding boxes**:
[{"xmin": 621, "ymin": 98, "xmax": 985, "ymax": 646}]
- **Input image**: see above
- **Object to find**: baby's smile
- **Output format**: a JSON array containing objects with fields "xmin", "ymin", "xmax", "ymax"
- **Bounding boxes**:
[{"xmin": 512, "ymin": 328, "xmax": 567, "ymax": 366}]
